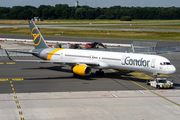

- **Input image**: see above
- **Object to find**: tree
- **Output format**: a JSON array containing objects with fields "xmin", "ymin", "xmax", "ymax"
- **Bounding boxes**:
[
  {"xmin": 55, "ymin": 7, "xmax": 62, "ymax": 19},
  {"xmin": 97, "ymin": 15, "xmax": 107, "ymax": 19},
  {"xmin": 85, "ymin": 9, "xmax": 95, "ymax": 19},
  {"xmin": 62, "ymin": 10, "xmax": 68, "ymax": 19},
  {"xmin": 0, "ymin": 7, "xmax": 10, "ymax": 18},
  {"xmin": 69, "ymin": 7, "xmax": 76, "ymax": 19},
  {"xmin": 121, "ymin": 16, "xmax": 132, "ymax": 21},
  {"xmin": 74, "ymin": 8, "xmax": 86, "ymax": 19},
  {"xmin": 1, "ymin": 4, "xmax": 180, "ymax": 20},
  {"xmin": 49, "ymin": 7, "xmax": 56, "ymax": 19},
  {"xmin": 95, "ymin": 7, "xmax": 101, "ymax": 18}
]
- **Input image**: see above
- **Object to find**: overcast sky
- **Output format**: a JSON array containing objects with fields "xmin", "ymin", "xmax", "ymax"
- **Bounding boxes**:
[{"xmin": 0, "ymin": 0, "xmax": 180, "ymax": 8}]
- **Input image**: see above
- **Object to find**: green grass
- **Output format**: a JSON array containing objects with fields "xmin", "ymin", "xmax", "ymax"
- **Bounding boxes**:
[
  {"xmin": 1, "ymin": 19, "xmax": 180, "ymax": 25},
  {"xmin": 65, "ymin": 24, "xmax": 180, "ymax": 29},
  {"xmin": 1, "ymin": 27, "xmax": 180, "ymax": 41}
]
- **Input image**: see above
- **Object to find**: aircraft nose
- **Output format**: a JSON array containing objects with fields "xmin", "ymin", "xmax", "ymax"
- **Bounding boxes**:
[{"xmin": 170, "ymin": 65, "xmax": 176, "ymax": 74}]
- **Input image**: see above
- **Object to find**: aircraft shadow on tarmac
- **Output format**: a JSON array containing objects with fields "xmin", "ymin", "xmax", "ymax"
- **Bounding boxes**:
[
  {"xmin": 21, "ymin": 65, "xmax": 122, "ymax": 81},
  {"xmin": 22, "ymin": 66, "xmax": 108, "ymax": 81},
  {"xmin": 105, "ymin": 72, "xmax": 146, "ymax": 83},
  {"xmin": 22, "ymin": 66, "xmax": 72, "ymax": 73},
  {"xmin": 22, "ymin": 69, "xmax": 145, "ymax": 83},
  {"xmin": 21, "ymin": 66, "xmax": 180, "ymax": 88},
  {"xmin": 24, "ymin": 74, "xmax": 111, "ymax": 81}
]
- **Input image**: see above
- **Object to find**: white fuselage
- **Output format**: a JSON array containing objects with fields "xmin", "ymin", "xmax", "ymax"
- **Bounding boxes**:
[{"xmin": 40, "ymin": 48, "xmax": 176, "ymax": 75}]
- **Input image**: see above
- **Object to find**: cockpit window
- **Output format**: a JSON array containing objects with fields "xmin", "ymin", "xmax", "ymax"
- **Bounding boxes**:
[{"xmin": 160, "ymin": 62, "xmax": 171, "ymax": 65}]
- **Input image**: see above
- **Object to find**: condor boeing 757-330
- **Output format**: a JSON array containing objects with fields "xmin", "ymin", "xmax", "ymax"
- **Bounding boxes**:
[{"xmin": 5, "ymin": 21, "xmax": 176, "ymax": 77}]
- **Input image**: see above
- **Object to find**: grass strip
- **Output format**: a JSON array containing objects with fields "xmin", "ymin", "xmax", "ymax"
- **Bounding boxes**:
[
  {"xmin": 1, "ymin": 19, "xmax": 180, "ymax": 25},
  {"xmin": 69, "ymin": 24, "xmax": 180, "ymax": 29},
  {"xmin": 0, "ymin": 28, "xmax": 180, "ymax": 41}
]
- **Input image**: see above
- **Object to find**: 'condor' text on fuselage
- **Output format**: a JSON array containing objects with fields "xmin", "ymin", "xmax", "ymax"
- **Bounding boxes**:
[{"xmin": 123, "ymin": 56, "xmax": 150, "ymax": 67}]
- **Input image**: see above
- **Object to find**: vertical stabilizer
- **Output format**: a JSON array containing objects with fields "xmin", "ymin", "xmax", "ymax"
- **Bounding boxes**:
[{"xmin": 29, "ymin": 21, "xmax": 49, "ymax": 49}]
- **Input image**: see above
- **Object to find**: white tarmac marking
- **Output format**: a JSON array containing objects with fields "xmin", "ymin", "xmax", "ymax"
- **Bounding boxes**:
[{"xmin": 111, "ymin": 93, "xmax": 118, "ymax": 98}]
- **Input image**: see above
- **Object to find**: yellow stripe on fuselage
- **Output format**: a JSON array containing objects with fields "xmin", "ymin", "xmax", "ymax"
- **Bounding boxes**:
[{"xmin": 47, "ymin": 48, "xmax": 64, "ymax": 60}]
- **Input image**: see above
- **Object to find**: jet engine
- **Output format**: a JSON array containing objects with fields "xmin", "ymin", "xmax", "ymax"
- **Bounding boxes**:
[{"xmin": 73, "ymin": 65, "xmax": 91, "ymax": 76}]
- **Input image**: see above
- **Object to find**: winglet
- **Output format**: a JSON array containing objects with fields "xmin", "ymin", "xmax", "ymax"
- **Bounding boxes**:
[{"xmin": 5, "ymin": 50, "xmax": 13, "ymax": 61}]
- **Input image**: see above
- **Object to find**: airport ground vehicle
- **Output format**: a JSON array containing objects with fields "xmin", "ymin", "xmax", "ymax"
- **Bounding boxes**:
[
  {"xmin": 54, "ymin": 42, "xmax": 106, "ymax": 49},
  {"xmin": 54, "ymin": 44, "xmax": 82, "ymax": 49},
  {"xmin": 146, "ymin": 78, "xmax": 173, "ymax": 89},
  {"xmin": 84, "ymin": 42, "xmax": 107, "ymax": 49}
]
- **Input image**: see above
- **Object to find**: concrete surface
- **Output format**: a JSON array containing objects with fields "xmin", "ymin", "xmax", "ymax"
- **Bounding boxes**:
[{"xmin": 0, "ymin": 90, "xmax": 180, "ymax": 120}]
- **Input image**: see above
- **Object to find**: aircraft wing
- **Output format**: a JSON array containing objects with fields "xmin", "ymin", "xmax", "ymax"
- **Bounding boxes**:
[
  {"xmin": 7, "ymin": 59, "xmax": 100, "ymax": 66},
  {"xmin": 5, "ymin": 50, "xmax": 99, "ymax": 66}
]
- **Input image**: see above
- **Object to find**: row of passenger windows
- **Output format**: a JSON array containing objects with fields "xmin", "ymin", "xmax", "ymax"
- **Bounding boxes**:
[
  {"xmin": 65, "ymin": 54, "xmax": 120, "ymax": 61},
  {"xmin": 65, "ymin": 54, "xmax": 91, "ymax": 58},
  {"xmin": 102, "ymin": 57, "xmax": 121, "ymax": 61},
  {"xmin": 49, "ymin": 53, "xmax": 121, "ymax": 61}
]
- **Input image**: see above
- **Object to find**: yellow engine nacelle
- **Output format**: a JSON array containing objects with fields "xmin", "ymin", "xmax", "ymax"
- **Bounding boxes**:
[{"xmin": 73, "ymin": 65, "xmax": 91, "ymax": 76}]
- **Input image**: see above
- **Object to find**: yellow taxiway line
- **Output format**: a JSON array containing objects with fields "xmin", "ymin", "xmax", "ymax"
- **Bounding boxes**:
[{"xmin": 110, "ymin": 69, "xmax": 180, "ymax": 107}]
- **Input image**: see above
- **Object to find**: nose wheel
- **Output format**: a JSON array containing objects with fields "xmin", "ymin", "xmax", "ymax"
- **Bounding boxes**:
[{"xmin": 153, "ymin": 73, "xmax": 158, "ymax": 78}]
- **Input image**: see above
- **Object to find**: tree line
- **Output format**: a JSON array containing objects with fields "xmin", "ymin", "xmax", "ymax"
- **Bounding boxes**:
[{"xmin": 0, "ymin": 4, "xmax": 180, "ymax": 20}]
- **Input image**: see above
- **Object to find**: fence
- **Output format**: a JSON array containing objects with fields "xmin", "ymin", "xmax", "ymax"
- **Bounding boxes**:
[
  {"xmin": 133, "ymin": 41, "xmax": 157, "ymax": 48},
  {"xmin": 89, "ymin": 45, "xmax": 180, "ymax": 54}
]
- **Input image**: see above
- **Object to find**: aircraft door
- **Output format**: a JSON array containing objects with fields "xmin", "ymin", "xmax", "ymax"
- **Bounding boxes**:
[
  {"xmin": 60, "ymin": 53, "xmax": 63, "ymax": 59},
  {"xmin": 121, "ymin": 55, "xmax": 126, "ymax": 65},
  {"xmin": 91, "ymin": 55, "xmax": 98, "ymax": 60},
  {"xmin": 91, "ymin": 55, "xmax": 94, "ymax": 60},
  {"xmin": 151, "ymin": 58, "xmax": 156, "ymax": 68}
]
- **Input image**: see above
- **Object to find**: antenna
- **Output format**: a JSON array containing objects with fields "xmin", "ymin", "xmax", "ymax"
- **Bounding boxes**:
[{"xmin": 75, "ymin": 0, "xmax": 79, "ymax": 7}]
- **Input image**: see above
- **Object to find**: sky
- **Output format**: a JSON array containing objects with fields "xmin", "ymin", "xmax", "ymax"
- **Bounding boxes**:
[{"xmin": 0, "ymin": 0, "xmax": 180, "ymax": 8}]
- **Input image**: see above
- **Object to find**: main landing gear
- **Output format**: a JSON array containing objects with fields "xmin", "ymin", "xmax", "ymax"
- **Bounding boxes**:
[{"xmin": 96, "ymin": 69, "xmax": 104, "ymax": 75}]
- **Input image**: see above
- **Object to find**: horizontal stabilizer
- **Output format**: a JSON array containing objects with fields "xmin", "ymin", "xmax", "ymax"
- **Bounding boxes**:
[
  {"xmin": 5, "ymin": 50, "xmax": 13, "ymax": 61},
  {"xmin": 8, "ymin": 50, "xmax": 39, "ymax": 55}
]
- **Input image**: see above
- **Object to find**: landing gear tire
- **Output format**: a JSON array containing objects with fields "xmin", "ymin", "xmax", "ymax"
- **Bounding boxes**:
[
  {"xmin": 146, "ymin": 80, "xmax": 150, "ymax": 85},
  {"xmin": 157, "ymin": 85, "xmax": 160, "ymax": 89},
  {"xmin": 154, "ymin": 75, "xmax": 157, "ymax": 78},
  {"xmin": 96, "ymin": 69, "xmax": 104, "ymax": 75}
]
